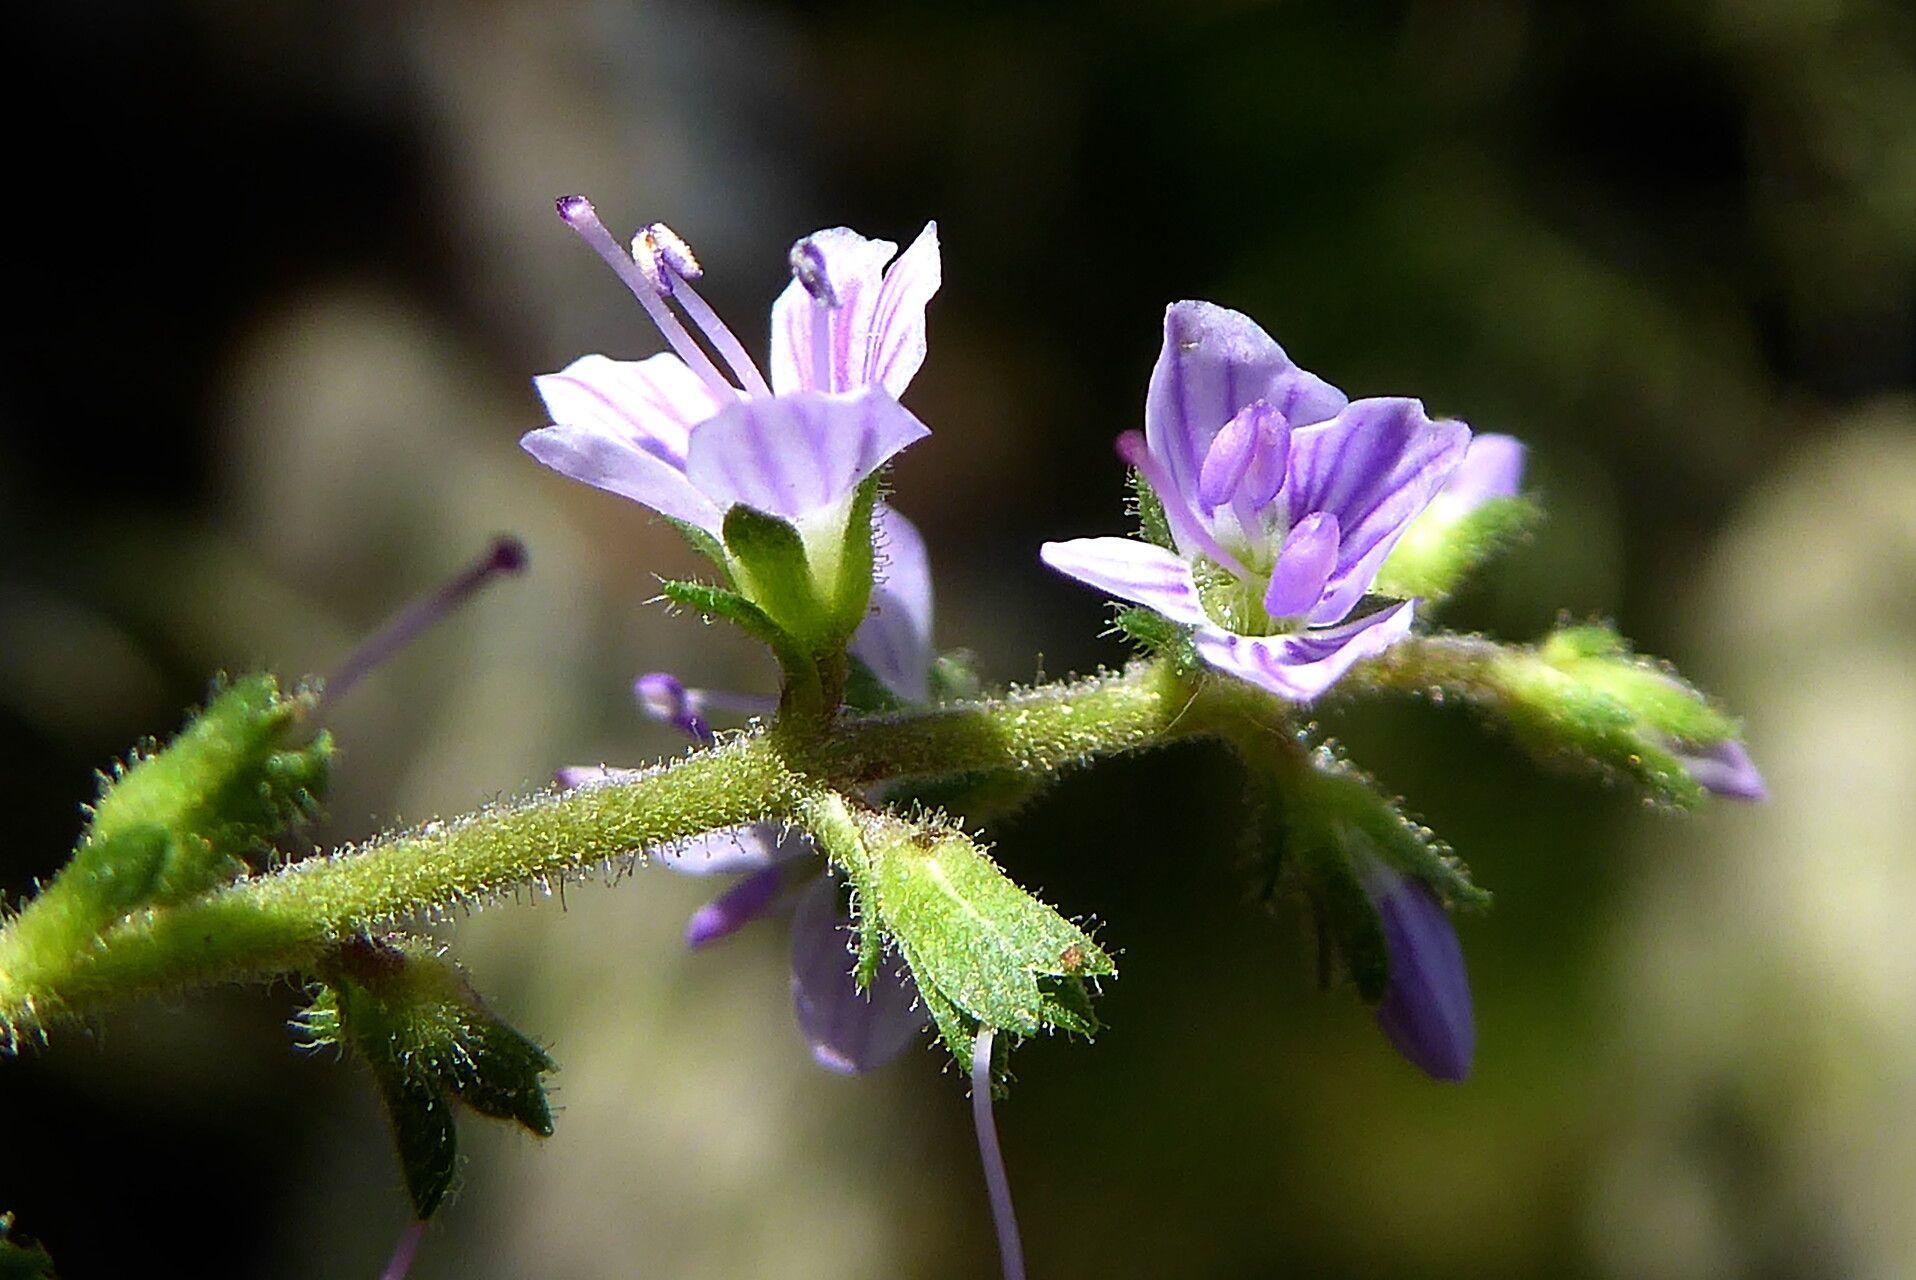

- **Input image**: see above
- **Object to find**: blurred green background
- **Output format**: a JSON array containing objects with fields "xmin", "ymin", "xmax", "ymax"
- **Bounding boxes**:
[{"xmin": 3, "ymin": 1, "xmax": 1914, "ymax": 1276}]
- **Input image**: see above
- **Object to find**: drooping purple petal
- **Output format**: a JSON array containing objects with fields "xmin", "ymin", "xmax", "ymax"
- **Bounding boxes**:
[
  {"xmin": 685, "ymin": 864, "xmax": 789, "ymax": 948},
  {"xmin": 1190, "ymin": 600, "xmax": 1415, "ymax": 702},
  {"xmin": 1440, "ymin": 433, "xmax": 1526, "ymax": 513},
  {"xmin": 685, "ymin": 389, "xmax": 929, "ymax": 525},
  {"xmin": 1670, "ymin": 738, "xmax": 1767, "ymax": 801},
  {"xmin": 850, "ymin": 505, "xmax": 936, "ymax": 702},
  {"xmin": 1262, "ymin": 512, "xmax": 1341, "ymax": 620},
  {"xmin": 1038, "ymin": 537, "xmax": 1211, "ymax": 627},
  {"xmin": 1282, "ymin": 398, "xmax": 1471, "ymax": 625},
  {"xmin": 1143, "ymin": 301, "xmax": 1346, "ymax": 545},
  {"xmin": 769, "ymin": 225, "xmax": 940, "ymax": 398},
  {"xmin": 1362, "ymin": 862, "xmax": 1474, "ymax": 1082},
  {"xmin": 789, "ymin": 876, "xmax": 924, "ymax": 1074},
  {"xmin": 653, "ymin": 823, "xmax": 808, "ymax": 877}
]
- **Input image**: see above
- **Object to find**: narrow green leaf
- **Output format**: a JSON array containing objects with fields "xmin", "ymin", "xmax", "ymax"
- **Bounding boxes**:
[{"xmin": 664, "ymin": 517, "xmax": 735, "ymax": 586}]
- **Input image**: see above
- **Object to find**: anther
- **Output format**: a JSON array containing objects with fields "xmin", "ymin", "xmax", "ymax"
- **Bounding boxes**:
[{"xmin": 788, "ymin": 238, "xmax": 839, "ymax": 308}]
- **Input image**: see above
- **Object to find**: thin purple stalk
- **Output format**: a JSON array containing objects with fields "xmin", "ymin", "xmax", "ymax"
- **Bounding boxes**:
[
  {"xmin": 379, "ymin": 1220, "xmax": 426, "ymax": 1280},
  {"xmin": 319, "ymin": 535, "xmax": 527, "ymax": 712},
  {"xmin": 670, "ymin": 278, "xmax": 774, "ymax": 397},
  {"xmin": 555, "ymin": 195, "xmax": 738, "ymax": 402},
  {"xmin": 971, "ymin": 1027, "xmax": 1026, "ymax": 1280}
]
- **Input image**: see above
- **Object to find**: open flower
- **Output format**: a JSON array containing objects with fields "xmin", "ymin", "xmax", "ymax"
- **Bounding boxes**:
[
  {"xmin": 1042, "ymin": 301, "xmax": 1471, "ymax": 701},
  {"xmin": 558, "ymin": 506, "xmax": 936, "ymax": 1072},
  {"xmin": 522, "ymin": 199, "xmax": 937, "ymax": 579}
]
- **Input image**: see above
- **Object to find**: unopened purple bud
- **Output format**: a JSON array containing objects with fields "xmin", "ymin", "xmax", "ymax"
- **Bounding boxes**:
[
  {"xmin": 631, "ymin": 223, "xmax": 702, "ymax": 296},
  {"xmin": 684, "ymin": 864, "xmax": 786, "ymax": 948},
  {"xmin": 1671, "ymin": 738, "xmax": 1768, "ymax": 801},
  {"xmin": 788, "ymin": 237, "xmax": 838, "ymax": 308},
  {"xmin": 1363, "ymin": 863, "xmax": 1474, "ymax": 1082},
  {"xmin": 633, "ymin": 672, "xmax": 713, "ymax": 744}
]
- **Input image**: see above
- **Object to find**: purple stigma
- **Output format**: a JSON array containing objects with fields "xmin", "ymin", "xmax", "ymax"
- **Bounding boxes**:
[
  {"xmin": 633, "ymin": 672, "xmax": 715, "ymax": 745},
  {"xmin": 970, "ymin": 1028, "xmax": 1027, "ymax": 1280},
  {"xmin": 788, "ymin": 237, "xmax": 838, "ymax": 308},
  {"xmin": 318, "ymin": 536, "xmax": 528, "ymax": 713}
]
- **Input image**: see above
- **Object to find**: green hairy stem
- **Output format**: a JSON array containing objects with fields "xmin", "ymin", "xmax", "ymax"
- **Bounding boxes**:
[{"xmin": 0, "ymin": 658, "xmax": 1258, "ymax": 1039}]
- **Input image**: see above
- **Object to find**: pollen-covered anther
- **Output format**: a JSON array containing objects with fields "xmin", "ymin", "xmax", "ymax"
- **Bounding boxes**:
[
  {"xmin": 631, "ymin": 223, "xmax": 702, "ymax": 295},
  {"xmin": 788, "ymin": 237, "xmax": 838, "ymax": 308}
]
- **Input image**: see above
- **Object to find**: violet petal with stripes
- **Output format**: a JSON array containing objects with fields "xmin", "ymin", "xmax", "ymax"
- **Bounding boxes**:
[{"xmin": 686, "ymin": 389, "xmax": 930, "ymax": 526}]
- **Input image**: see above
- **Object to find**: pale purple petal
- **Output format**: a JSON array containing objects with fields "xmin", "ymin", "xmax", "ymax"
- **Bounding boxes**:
[
  {"xmin": 521, "ymin": 423, "xmax": 723, "ymax": 534},
  {"xmin": 1190, "ymin": 600, "xmax": 1416, "ymax": 702},
  {"xmin": 1440, "ymin": 433, "xmax": 1525, "ymax": 513},
  {"xmin": 768, "ymin": 228, "xmax": 901, "ymax": 395},
  {"xmin": 1670, "ymin": 738, "xmax": 1768, "ymax": 801},
  {"xmin": 1263, "ymin": 512, "xmax": 1341, "ymax": 620},
  {"xmin": 850, "ymin": 505, "xmax": 936, "ymax": 702},
  {"xmin": 865, "ymin": 222, "xmax": 940, "ymax": 399},
  {"xmin": 534, "ymin": 353, "xmax": 727, "ymax": 468},
  {"xmin": 1282, "ymin": 399, "xmax": 1471, "ymax": 624},
  {"xmin": 685, "ymin": 389, "xmax": 930, "ymax": 524},
  {"xmin": 685, "ymin": 864, "xmax": 788, "ymax": 948},
  {"xmin": 1143, "ymin": 301, "xmax": 1346, "ymax": 542},
  {"xmin": 789, "ymin": 876, "xmax": 923, "ymax": 1074},
  {"xmin": 1039, "ymin": 537, "xmax": 1211, "ymax": 627},
  {"xmin": 1362, "ymin": 863, "xmax": 1474, "ymax": 1082},
  {"xmin": 1115, "ymin": 431, "xmax": 1249, "ymax": 578},
  {"xmin": 653, "ymin": 823, "xmax": 808, "ymax": 877}
]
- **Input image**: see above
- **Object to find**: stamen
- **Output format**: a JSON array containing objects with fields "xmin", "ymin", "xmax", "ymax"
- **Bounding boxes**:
[
  {"xmin": 318, "ymin": 536, "xmax": 527, "ymax": 713},
  {"xmin": 379, "ymin": 1220, "xmax": 427, "ymax": 1280},
  {"xmin": 635, "ymin": 223, "xmax": 773, "ymax": 397},
  {"xmin": 970, "ymin": 1028, "xmax": 1027, "ymax": 1280},
  {"xmin": 789, "ymin": 237, "xmax": 837, "ymax": 392},
  {"xmin": 554, "ymin": 195, "xmax": 738, "ymax": 402}
]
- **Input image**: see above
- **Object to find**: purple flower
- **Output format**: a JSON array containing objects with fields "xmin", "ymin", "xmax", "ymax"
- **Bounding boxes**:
[
  {"xmin": 557, "ymin": 508, "xmax": 939, "ymax": 1070},
  {"xmin": 1042, "ymin": 301, "xmax": 1471, "ymax": 701},
  {"xmin": 1431, "ymin": 432, "xmax": 1526, "ymax": 516},
  {"xmin": 522, "ymin": 198, "xmax": 936, "ymax": 554},
  {"xmin": 1361, "ymin": 861, "xmax": 1474, "ymax": 1082}
]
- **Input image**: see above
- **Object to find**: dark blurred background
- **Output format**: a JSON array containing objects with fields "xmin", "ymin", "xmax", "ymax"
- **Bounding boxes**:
[{"xmin": 3, "ymin": 2, "xmax": 1914, "ymax": 1276}]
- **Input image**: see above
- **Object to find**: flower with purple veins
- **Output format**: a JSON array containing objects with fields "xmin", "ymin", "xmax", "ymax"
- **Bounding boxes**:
[
  {"xmin": 1041, "ymin": 300, "xmax": 1472, "ymax": 702},
  {"xmin": 522, "ymin": 198, "xmax": 937, "ymax": 595},
  {"xmin": 1361, "ymin": 859, "xmax": 1475, "ymax": 1082},
  {"xmin": 557, "ymin": 506, "xmax": 937, "ymax": 1072}
]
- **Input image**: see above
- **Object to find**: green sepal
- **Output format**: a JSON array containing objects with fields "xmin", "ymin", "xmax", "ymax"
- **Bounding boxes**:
[
  {"xmin": 722, "ymin": 503, "xmax": 835, "ymax": 649},
  {"xmin": 659, "ymin": 579, "xmax": 824, "ymax": 718},
  {"xmin": 868, "ymin": 818, "xmax": 1114, "ymax": 1042},
  {"xmin": 844, "ymin": 655, "xmax": 909, "ymax": 716},
  {"xmin": 664, "ymin": 517, "xmax": 735, "ymax": 587},
  {"xmin": 1130, "ymin": 470, "xmax": 1175, "ymax": 550},
  {"xmin": 1110, "ymin": 607, "xmax": 1202, "ymax": 674},
  {"xmin": 303, "ymin": 937, "xmax": 555, "ymax": 1219},
  {"xmin": 0, "ymin": 1215, "xmax": 55, "ymax": 1280},
  {"xmin": 87, "ymin": 673, "xmax": 332, "ymax": 902},
  {"xmin": 829, "ymin": 475, "xmax": 883, "ymax": 640},
  {"xmin": 1375, "ymin": 495, "xmax": 1537, "ymax": 602}
]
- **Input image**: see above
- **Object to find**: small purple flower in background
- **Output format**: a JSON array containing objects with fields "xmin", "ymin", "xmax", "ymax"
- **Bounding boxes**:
[
  {"xmin": 1042, "ymin": 301, "xmax": 1471, "ymax": 701},
  {"xmin": 1361, "ymin": 861, "xmax": 1475, "ymax": 1082},
  {"xmin": 522, "ymin": 198, "xmax": 938, "ymax": 559},
  {"xmin": 558, "ymin": 506, "xmax": 937, "ymax": 1072}
]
